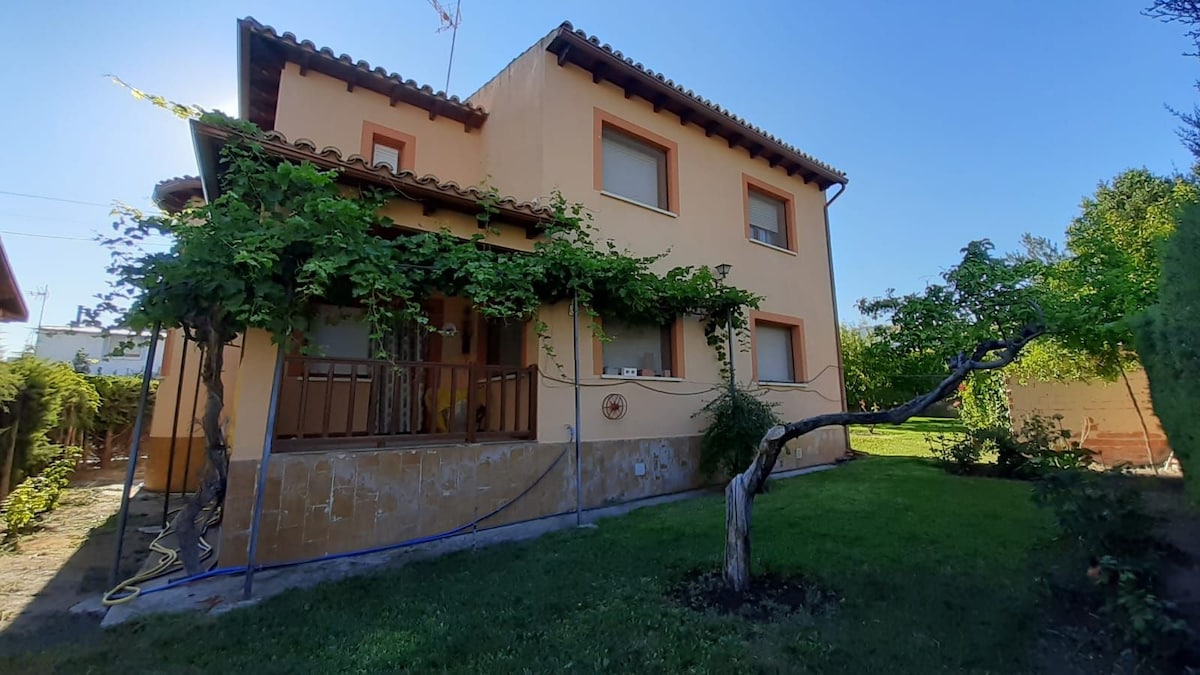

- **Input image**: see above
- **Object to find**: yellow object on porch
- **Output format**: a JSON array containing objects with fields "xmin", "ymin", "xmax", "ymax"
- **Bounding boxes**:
[{"xmin": 427, "ymin": 386, "xmax": 478, "ymax": 433}]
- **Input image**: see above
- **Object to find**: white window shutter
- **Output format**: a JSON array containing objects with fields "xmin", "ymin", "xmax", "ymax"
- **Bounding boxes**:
[
  {"xmin": 748, "ymin": 192, "xmax": 786, "ymax": 247},
  {"xmin": 602, "ymin": 130, "xmax": 666, "ymax": 209},
  {"xmin": 372, "ymin": 143, "xmax": 400, "ymax": 171},
  {"xmin": 756, "ymin": 324, "xmax": 794, "ymax": 382}
]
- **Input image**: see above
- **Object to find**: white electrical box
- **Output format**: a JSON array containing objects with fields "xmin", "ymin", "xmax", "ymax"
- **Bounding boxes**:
[
  {"xmin": 621, "ymin": 367, "xmax": 639, "ymax": 377},
  {"xmin": 634, "ymin": 462, "xmax": 646, "ymax": 477}
]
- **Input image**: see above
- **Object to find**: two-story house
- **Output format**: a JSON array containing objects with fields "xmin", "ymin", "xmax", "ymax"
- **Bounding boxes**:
[{"xmin": 149, "ymin": 18, "xmax": 849, "ymax": 567}]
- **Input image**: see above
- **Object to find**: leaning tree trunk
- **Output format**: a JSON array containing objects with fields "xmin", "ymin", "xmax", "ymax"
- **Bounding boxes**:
[
  {"xmin": 723, "ymin": 324, "xmax": 1046, "ymax": 592},
  {"xmin": 171, "ymin": 323, "xmax": 229, "ymax": 575}
]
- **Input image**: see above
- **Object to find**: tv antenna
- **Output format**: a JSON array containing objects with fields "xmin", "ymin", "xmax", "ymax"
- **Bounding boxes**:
[{"xmin": 428, "ymin": 0, "xmax": 463, "ymax": 93}]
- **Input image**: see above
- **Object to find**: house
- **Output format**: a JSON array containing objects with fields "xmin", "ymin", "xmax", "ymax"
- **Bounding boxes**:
[
  {"xmin": 148, "ymin": 17, "xmax": 850, "ymax": 567},
  {"xmin": 1008, "ymin": 369, "xmax": 1173, "ymax": 468},
  {"xmin": 34, "ymin": 325, "xmax": 164, "ymax": 376},
  {"xmin": 0, "ymin": 237, "xmax": 28, "ymax": 324}
]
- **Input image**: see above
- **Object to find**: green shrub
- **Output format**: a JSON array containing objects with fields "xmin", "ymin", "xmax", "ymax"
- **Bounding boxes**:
[
  {"xmin": 925, "ymin": 433, "xmax": 984, "ymax": 474},
  {"xmin": 0, "ymin": 358, "xmax": 98, "ymax": 486},
  {"xmin": 2, "ymin": 445, "xmax": 83, "ymax": 536},
  {"xmin": 1032, "ymin": 469, "xmax": 1156, "ymax": 558},
  {"xmin": 957, "ymin": 370, "xmax": 1009, "ymax": 433},
  {"xmin": 695, "ymin": 387, "xmax": 781, "ymax": 479},
  {"xmin": 1135, "ymin": 200, "xmax": 1200, "ymax": 497}
]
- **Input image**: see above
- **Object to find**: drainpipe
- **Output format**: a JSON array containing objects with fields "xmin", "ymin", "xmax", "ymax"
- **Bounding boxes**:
[{"xmin": 822, "ymin": 183, "xmax": 850, "ymax": 453}]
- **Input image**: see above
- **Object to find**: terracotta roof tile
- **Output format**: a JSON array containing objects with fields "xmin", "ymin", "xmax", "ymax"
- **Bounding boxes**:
[
  {"xmin": 240, "ymin": 18, "xmax": 488, "ymax": 131},
  {"xmin": 191, "ymin": 121, "xmax": 550, "ymax": 233},
  {"xmin": 547, "ymin": 22, "xmax": 846, "ymax": 187}
]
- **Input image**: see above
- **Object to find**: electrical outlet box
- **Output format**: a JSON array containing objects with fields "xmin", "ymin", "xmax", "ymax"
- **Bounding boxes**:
[
  {"xmin": 634, "ymin": 462, "xmax": 646, "ymax": 477},
  {"xmin": 621, "ymin": 367, "xmax": 639, "ymax": 377}
]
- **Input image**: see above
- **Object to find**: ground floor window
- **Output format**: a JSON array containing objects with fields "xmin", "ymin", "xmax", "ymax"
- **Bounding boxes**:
[{"xmin": 601, "ymin": 318, "xmax": 674, "ymax": 377}]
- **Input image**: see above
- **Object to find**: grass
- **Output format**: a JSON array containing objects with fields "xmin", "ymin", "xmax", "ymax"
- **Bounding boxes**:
[
  {"xmin": 848, "ymin": 415, "xmax": 964, "ymax": 458},
  {"xmin": 2, "ymin": 443, "xmax": 1055, "ymax": 673}
]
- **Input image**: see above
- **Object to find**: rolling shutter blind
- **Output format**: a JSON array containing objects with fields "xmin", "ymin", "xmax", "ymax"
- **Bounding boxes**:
[
  {"xmin": 756, "ymin": 324, "xmax": 794, "ymax": 382},
  {"xmin": 748, "ymin": 192, "xmax": 785, "ymax": 247},
  {"xmin": 372, "ymin": 143, "xmax": 400, "ymax": 171},
  {"xmin": 602, "ymin": 129, "xmax": 666, "ymax": 209}
]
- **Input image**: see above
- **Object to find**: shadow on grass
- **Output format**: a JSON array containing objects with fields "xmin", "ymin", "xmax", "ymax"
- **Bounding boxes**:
[{"xmin": 0, "ymin": 489, "xmax": 160, "ymax": 659}]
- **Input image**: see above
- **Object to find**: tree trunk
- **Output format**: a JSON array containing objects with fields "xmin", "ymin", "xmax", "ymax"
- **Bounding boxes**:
[
  {"xmin": 1119, "ymin": 368, "xmax": 1159, "ymax": 474},
  {"xmin": 0, "ymin": 406, "xmax": 19, "ymax": 501},
  {"xmin": 722, "ymin": 324, "xmax": 1045, "ymax": 591},
  {"xmin": 102, "ymin": 430, "xmax": 113, "ymax": 468},
  {"xmin": 171, "ymin": 324, "xmax": 229, "ymax": 575},
  {"xmin": 724, "ymin": 473, "xmax": 752, "ymax": 592}
]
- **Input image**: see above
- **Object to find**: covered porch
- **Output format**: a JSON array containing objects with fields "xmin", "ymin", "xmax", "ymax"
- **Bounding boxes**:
[{"xmin": 272, "ymin": 298, "xmax": 538, "ymax": 451}]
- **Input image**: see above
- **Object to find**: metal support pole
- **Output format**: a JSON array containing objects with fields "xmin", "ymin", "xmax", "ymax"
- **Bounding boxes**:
[
  {"xmin": 572, "ymin": 294, "xmax": 582, "ymax": 526},
  {"xmin": 726, "ymin": 315, "xmax": 736, "ymax": 396},
  {"xmin": 243, "ymin": 344, "xmax": 286, "ymax": 599},
  {"xmin": 110, "ymin": 322, "xmax": 162, "ymax": 589}
]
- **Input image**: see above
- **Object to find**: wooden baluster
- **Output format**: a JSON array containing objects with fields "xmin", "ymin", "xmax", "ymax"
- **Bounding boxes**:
[
  {"xmin": 297, "ymin": 360, "xmax": 310, "ymax": 439},
  {"xmin": 466, "ymin": 363, "xmax": 477, "ymax": 443},
  {"xmin": 345, "ymin": 363, "xmax": 359, "ymax": 437},
  {"xmin": 321, "ymin": 361, "xmax": 335, "ymax": 438}
]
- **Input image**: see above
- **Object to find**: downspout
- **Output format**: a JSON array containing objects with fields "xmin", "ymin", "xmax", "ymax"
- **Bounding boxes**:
[
  {"xmin": 822, "ymin": 183, "xmax": 851, "ymax": 455},
  {"xmin": 572, "ymin": 293, "xmax": 583, "ymax": 526}
]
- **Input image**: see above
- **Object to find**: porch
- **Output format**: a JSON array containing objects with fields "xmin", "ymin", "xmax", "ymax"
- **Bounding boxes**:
[{"xmin": 274, "ymin": 357, "xmax": 538, "ymax": 451}]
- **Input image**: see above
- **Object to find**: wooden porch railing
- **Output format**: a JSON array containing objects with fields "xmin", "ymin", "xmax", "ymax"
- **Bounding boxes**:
[{"xmin": 274, "ymin": 357, "xmax": 538, "ymax": 452}]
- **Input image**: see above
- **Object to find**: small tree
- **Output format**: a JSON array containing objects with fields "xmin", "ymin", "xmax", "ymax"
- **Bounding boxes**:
[{"xmin": 724, "ymin": 241, "xmax": 1045, "ymax": 591}]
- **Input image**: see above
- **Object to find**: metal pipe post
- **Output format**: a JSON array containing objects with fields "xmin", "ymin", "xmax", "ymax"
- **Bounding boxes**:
[
  {"xmin": 726, "ymin": 316, "xmax": 736, "ymax": 396},
  {"xmin": 572, "ymin": 294, "xmax": 582, "ymax": 526},
  {"xmin": 110, "ymin": 322, "xmax": 162, "ymax": 589},
  {"xmin": 243, "ymin": 345, "xmax": 287, "ymax": 599}
]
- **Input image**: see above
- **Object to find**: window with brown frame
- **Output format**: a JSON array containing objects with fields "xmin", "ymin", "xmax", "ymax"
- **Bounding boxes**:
[
  {"xmin": 601, "ymin": 126, "xmax": 670, "ymax": 210},
  {"xmin": 752, "ymin": 315, "xmax": 805, "ymax": 384},
  {"xmin": 748, "ymin": 190, "xmax": 788, "ymax": 249},
  {"xmin": 370, "ymin": 137, "xmax": 403, "ymax": 172},
  {"xmin": 600, "ymin": 318, "xmax": 674, "ymax": 377}
]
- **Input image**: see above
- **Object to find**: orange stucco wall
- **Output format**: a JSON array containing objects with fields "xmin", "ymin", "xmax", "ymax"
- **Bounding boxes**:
[
  {"xmin": 215, "ymin": 31, "xmax": 849, "ymax": 566},
  {"xmin": 1008, "ymin": 369, "xmax": 1171, "ymax": 467},
  {"xmin": 144, "ymin": 329, "xmax": 241, "ymax": 492}
]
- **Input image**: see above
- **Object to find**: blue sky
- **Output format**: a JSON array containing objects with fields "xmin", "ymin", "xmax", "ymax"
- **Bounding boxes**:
[{"xmin": 0, "ymin": 1, "xmax": 1194, "ymax": 351}]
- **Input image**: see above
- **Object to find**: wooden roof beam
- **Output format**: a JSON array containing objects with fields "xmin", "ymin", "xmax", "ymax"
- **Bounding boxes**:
[{"xmin": 556, "ymin": 44, "xmax": 572, "ymax": 66}]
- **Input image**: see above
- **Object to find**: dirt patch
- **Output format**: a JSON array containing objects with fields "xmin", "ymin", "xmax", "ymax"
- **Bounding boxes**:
[
  {"xmin": 670, "ymin": 570, "xmax": 838, "ymax": 622},
  {"xmin": 0, "ymin": 468, "xmax": 161, "ymax": 657}
]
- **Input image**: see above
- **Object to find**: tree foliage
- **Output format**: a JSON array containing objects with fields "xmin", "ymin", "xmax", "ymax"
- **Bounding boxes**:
[
  {"xmin": 695, "ymin": 388, "xmax": 780, "ymax": 480},
  {"xmin": 1135, "ymin": 201, "xmax": 1200, "ymax": 495},
  {"xmin": 840, "ymin": 325, "xmax": 943, "ymax": 411},
  {"xmin": 1034, "ymin": 169, "xmax": 1198, "ymax": 375}
]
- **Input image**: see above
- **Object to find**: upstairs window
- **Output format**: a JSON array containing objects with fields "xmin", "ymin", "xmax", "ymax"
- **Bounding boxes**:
[
  {"xmin": 748, "ymin": 191, "xmax": 787, "ymax": 249},
  {"xmin": 371, "ymin": 141, "xmax": 401, "ymax": 172},
  {"xmin": 601, "ymin": 126, "xmax": 669, "ymax": 210}
]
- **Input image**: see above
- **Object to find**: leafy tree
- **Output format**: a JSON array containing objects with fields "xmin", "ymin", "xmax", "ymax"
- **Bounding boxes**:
[
  {"xmin": 1135, "ymin": 201, "xmax": 1200, "ymax": 495},
  {"xmin": 71, "ymin": 349, "xmax": 92, "ymax": 374},
  {"xmin": 1037, "ymin": 169, "xmax": 1197, "ymax": 374},
  {"xmin": 840, "ymin": 325, "xmax": 943, "ymax": 412},
  {"xmin": 724, "ymin": 242, "xmax": 1045, "ymax": 591}
]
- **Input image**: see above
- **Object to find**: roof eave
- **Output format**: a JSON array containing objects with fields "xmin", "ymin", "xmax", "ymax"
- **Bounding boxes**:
[
  {"xmin": 545, "ymin": 27, "xmax": 846, "ymax": 189},
  {"xmin": 189, "ymin": 120, "xmax": 548, "ymax": 237}
]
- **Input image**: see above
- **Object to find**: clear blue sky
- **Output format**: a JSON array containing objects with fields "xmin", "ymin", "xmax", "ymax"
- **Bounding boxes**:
[{"xmin": 0, "ymin": 1, "xmax": 1194, "ymax": 351}]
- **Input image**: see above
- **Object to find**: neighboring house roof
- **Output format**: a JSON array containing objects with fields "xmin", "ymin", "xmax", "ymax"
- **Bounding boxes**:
[
  {"xmin": 152, "ymin": 175, "xmax": 205, "ymax": 213},
  {"xmin": 0, "ymin": 237, "xmax": 28, "ymax": 322},
  {"xmin": 38, "ymin": 325, "xmax": 157, "ymax": 338},
  {"xmin": 190, "ymin": 120, "xmax": 553, "ymax": 236},
  {"xmin": 238, "ymin": 17, "xmax": 488, "ymax": 133},
  {"xmin": 543, "ymin": 22, "xmax": 847, "ymax": 190}
]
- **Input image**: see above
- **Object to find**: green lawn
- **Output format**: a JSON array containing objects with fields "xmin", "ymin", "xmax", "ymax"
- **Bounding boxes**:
[
  {"xmin": 4, "ymin": 446, "xmax": 1056, "ymax": 673},
  {"xmin": 849, "ymin": 415, "xmax": 964, "ymax": 457}
]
